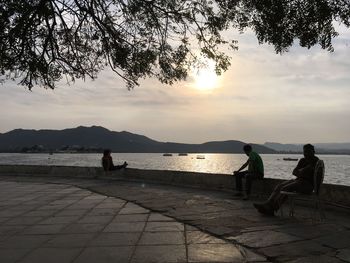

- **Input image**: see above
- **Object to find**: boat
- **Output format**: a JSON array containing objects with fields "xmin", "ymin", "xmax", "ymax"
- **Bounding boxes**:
[
  {"xmin": 163, "ymin": 153, "xmax": 173, "ymax": 156},
  {"xmin": 178, "ymin": 153, "xmax": 188, "ymax": 156},
  {"xmin": 283, "ymin": 158, "xmax": 298, "ymax": 161},
  {"xmin": 196, "ymin": 155, "xmax": 205, "ymax": 159}
]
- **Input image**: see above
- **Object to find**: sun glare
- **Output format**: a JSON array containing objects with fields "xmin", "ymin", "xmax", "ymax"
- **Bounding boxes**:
[{"xmin": 192, "ymin": 61, "xmax": 219, "ymax": 90}]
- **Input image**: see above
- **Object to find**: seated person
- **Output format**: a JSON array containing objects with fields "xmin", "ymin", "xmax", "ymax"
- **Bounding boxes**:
[
  {"xmin": 101, "ymin": 149, "xmax": 128, "ymax": 171},
  {"xmin": 233, "ymin": 144, "xmax": 264, "ymax": 200},
  {"xmin": 253, "ymin": 144, "xmax": 318, "ymax": 216}
]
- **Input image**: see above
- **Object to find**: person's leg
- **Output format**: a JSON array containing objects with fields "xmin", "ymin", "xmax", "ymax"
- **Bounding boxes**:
[
  {"xmin": 281, "ymin": 179, "xmax": 313, "ymax": 194},
  {"xmin": 114, "ymin": 162, "xmax": 128, "ymax": 170},
  {"xmin": 273, "ymin": 180, "xmax": 313, "ymax": 211},
  {"xmin": 235, "ymin": 171, "xmax": 246, "ymax": 193},
  {"xmin": 254, "ymin": 180, "xmax": 295, "ymax": 215},
  {"xmin": 245, "ymin": 173, "xmax": 263, "ymax": 196},
  {"xmin": 266, "ymin": 180, "xmax": 294, "ymax": 204}
]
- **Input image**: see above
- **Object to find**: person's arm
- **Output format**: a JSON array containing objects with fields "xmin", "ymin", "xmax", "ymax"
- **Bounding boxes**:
[
  {"xmin": 108, "ymin": 156, "xmax": 114, "ymax": 170},
  {"xmin": 292, "ymin": 160, "xmax": 303, "ymax": 177},
  {"xmin": 292, "ymin": 159, "xmax": 314, "ymax": 179},
  {"xmin": 296, "ymin": 164, "xmax": 315, "ymax": 180},
  {"xmin": 234, "ymin": 160, "xmax": 249, "ymax": 174}
]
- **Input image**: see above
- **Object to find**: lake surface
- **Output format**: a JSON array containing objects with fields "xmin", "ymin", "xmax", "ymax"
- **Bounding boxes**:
[{"xmin": 0, "ymin": 153, "xmax": 349, "ymax": 186}]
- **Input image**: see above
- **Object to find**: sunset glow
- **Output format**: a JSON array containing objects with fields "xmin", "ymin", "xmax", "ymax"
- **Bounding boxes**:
[{"xmin": 193, "ymin": 61, "xmax": 219, "ymax": 90}]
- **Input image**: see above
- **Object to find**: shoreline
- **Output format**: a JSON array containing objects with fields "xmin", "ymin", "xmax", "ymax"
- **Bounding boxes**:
[{"xmin": 1, "ymin": 151, "xmax": 350, "ymax": 155}]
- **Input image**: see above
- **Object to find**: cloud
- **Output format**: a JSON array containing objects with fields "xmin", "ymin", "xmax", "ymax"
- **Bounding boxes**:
[{"xmin": 1, "ymin": 25, "xmax": 350, "ymax": 144}]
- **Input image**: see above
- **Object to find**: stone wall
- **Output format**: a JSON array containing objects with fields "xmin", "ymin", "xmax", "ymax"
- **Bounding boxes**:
[{"xmin": 0, "ymin": 164, "xmax": 349, "ymax": 208}]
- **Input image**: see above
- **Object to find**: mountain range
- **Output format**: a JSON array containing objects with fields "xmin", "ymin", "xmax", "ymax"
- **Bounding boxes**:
[
  {"xmin": 0, "ymin": 126, "xmax": 276, "ymax": 153},
  {"xmin": 1, "ymin": 126, "xmax": 349, "ymax": 154},
  {"xmin": 264, "ymin": 142, "xmax": 350, "ymax": 154}
]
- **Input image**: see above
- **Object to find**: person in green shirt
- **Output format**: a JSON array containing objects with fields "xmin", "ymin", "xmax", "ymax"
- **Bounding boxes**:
[{"xmin": 233, "ymin": 144, "xmax": 264, "ymax": 200}]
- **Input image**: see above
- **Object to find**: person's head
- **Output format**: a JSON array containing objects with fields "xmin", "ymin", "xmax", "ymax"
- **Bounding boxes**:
[
  {"xmin": 103, "ymin": 149, "xmax": 111, "ymax": 157},
  {"xmin": 303, "ymin": 144, "xmax": 315, "ymax": 159},
  {"xmin": 243, "ymin": 144, "xmax": 252, "ymax": 156}
]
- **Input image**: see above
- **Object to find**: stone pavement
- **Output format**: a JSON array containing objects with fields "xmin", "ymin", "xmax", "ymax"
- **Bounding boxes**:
[
  {"xmin": 0, "ymin": 180, "xmax": 259, "ymax": 263},
  {"xmin": 0, "ymin": 175, "xmax": 350, "ymax": 263}
]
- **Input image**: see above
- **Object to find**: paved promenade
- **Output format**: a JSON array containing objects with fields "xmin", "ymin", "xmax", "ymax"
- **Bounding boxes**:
[{"xmin": 0, "ymin": 175, "xmax": 350, "ymax": 263}]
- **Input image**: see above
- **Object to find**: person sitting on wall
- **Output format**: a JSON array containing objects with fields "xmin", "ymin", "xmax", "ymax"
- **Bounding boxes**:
[
  {"xmin": 101, "ymin": 149, "xmax": 128, "ymax": 172},
  {"xmin": 253, "ymin": 144, "xmax": 319, "ymax": 216},
  {"xmin": 233, "ymin": 144, "xmax": 264, "ymax": 200}
]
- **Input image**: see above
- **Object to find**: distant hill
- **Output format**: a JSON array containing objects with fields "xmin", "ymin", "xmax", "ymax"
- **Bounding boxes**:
[
  {"xmin": 0, "ymin": 126, "xmax": 276, "ymax": 153},
  {"xmin": 264, "ymin": 142, "xmax": 350, "ymax": 154},
  {"xmin": 315, "ymin": 143, "xmax": 350, "ymax": 151},
  {"xmin": 264, "ymin": 142, "xmax": 303, "ymax": 152}
]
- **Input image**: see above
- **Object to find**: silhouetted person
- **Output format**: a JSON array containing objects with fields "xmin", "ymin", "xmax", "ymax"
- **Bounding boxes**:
[
  {"xmin": 253, "ymin": 144, "xmax": 318, "ymax": 216},
  {"xmin": 233, "ymin": 144, "xmax": 264, "ymax": 200},
  {"xmin": 102, "ymin": 149, "xmax": 128, "ymax": 172}
]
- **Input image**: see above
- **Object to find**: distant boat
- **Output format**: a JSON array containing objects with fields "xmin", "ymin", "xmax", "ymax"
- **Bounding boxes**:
[
  {"xmin": 163, "ymin": 153, "xmax": 173, "ymax": 156},
  {"xmin": 196, "ymin": 155, "xmax": 205, "ymax": 159},
  {"xmin": 283, "ymin": 158, "xmax": 298, "ymax": 161},
  {"xmin": 178, "ymin": 153, "xmax": 188, "ymax": 156}
]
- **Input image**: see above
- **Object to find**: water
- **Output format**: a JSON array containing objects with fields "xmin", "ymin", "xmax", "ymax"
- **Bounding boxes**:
[{"xmin": 0, "ymin": 153, "xmax": 349, "ymax": 186}]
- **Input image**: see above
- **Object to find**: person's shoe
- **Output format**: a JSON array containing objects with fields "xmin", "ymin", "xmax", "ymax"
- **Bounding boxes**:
[
  {"xmin": 253, "ymin": 203, "xmax": 264, "ymax": 211},
  {"xmin": 261, "ymin": 205, "xmax": 274, "ymax": 216},
  {"xmin": 253, "ymin": 203, "xmax": 274, "ymax": 216},
  {"xmin": 264, "ymin": 209, "xmax": 275, "ymax": 216}
]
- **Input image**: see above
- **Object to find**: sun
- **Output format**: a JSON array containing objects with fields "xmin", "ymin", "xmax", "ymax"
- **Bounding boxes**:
[{"xmin": 192, "ymin": 60, "xmax": 219, "ymax": 90}]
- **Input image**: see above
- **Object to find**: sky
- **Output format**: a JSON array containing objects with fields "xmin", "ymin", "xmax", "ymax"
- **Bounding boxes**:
[{"xmin": 0, "ymin": 26, "xmax": 350, "ymax": 144}]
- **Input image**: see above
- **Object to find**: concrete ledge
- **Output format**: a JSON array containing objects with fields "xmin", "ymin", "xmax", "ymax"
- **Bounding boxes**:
[
  {"xmin": 121, "ymin": 168, "xmax": 235, "ymax": 190},
  {"xmin": 0, "ymin": 164, "xmax": 349, "ymax": 208}
]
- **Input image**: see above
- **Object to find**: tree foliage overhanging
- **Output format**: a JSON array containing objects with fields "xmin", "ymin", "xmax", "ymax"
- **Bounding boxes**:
[{"xmin": 0, "ymin": 0, "xmax": 349, "ymax": 90}]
